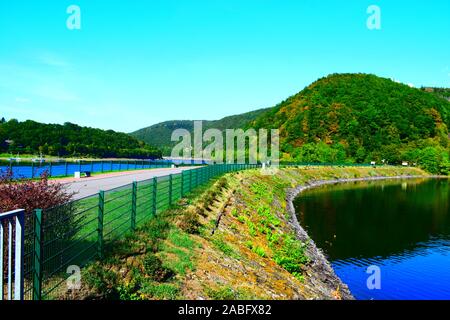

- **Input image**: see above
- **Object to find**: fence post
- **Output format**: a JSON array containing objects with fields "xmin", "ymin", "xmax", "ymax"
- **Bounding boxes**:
[
  {"xmin": 131, "ymin": 181, "xmax": 137, "ymax": 231},
  {"xmin": 64, "ymin": 162, "xmax": 68, "ymax": 176},
  {"xmin": 97, "ymin": 191, "xmax": 105, "ymax": 259},
  {"xmin": 189, "ymin": 169, "xmax": 193, "ymax": 191},
  {"xmin": 14, "ymin": 210, "xmax": 25, "ymax": 300},
  {"xmin": 33, "ymin": 209, "xmax": 43, "ymax": 300},
  {"xmin": 168, "ymin": 174, "xmax": 173, "ymax": 206},
  {"xmin": 152, "ymin": 177, "xmax": 157, "ymax": 215},
  {"xmin": 181, "ymin": 172, "xmax": 184, "ymax": 197}
]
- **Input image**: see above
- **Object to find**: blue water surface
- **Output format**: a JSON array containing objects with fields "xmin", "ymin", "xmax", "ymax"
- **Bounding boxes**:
[{"xmin": 294, "ymin": 178, "xmax": 450, "ymax": 300}]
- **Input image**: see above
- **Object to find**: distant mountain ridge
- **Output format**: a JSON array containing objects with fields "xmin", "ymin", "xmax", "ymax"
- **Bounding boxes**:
[
  {"xmin": 131, "ymin": 73, "xmax": 449, "ymax": 174},
  {"xmin": 130, "ymin": 108, "xmax": 271, "ymax": 155}
]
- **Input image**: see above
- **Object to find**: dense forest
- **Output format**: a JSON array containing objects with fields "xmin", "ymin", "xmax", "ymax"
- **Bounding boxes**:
[
  {"xmin": 250, "ymin": 74, "xmax": 450, "ymax": 174},
  {"xmin": 130, "ymin": 108, "xmax": 271, "ymax": 155},
  {"xmin": 0, "ymin": 118, "xmax": 162, "ymax": 159}
]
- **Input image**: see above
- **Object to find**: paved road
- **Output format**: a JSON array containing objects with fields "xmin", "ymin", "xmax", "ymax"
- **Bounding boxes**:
[{"xmin": 60, "ymin": 166, "xmax": 199, "ymax": 200}]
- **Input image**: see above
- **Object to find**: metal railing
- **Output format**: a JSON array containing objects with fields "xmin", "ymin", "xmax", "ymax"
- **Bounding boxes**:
[
  {"xmin": 0, "ymin": 209, "xmax": 25, "ymax": 300},
  {"xmin": 17, "ymin": 163, "xmax": 260, "ymax": 300}
]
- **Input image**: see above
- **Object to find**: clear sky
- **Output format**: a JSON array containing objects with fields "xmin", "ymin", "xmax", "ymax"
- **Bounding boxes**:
[{"xmin": 0, "ymin": 0, "xmax": 449, "ymax": 132}]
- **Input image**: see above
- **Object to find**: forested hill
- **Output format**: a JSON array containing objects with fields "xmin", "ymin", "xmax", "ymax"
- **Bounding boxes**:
[
  {"xmin": 0, "ymin": 118, "xmax": 162, "ymax": 159},
  {"xmin": 250, "ymin": 73, "xmax": 450, "ymax": 174},
  {"xmin": 130, "ymin": 108, "xmax": 271, "ymax": 155}
]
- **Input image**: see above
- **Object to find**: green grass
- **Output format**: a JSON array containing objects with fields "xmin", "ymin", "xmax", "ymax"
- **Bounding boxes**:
[
  {"xmin": 167, "ymin": 229, "xmax": 195, "ymax": 248},
  {"xmin": 212, "ymin": 236, "xmax": 237, "ymax": 258},
  {"xmin": 205, "ymin": 285, "xmax": 257, "ymax": 300},
  {"xmin": 161, "ymin": 247, "xmax": 195, "ymax": 276},
  {"xmin": 140, "ymin": 282, "xmax": 180, "ymax": 300}
]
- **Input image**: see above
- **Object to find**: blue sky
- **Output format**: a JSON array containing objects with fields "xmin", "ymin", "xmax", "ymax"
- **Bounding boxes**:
[{"xmin": 0, "ymin": 0, "xmax": 449, "ymax": 132}]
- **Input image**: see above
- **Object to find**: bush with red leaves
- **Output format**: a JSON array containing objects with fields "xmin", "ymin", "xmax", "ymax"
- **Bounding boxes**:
[
  {"xmin": 0, "ymin": 169, "xmax": 74, "ymax": 214},
  {"xmin": 1, "ymin": 169, "xmax": 78, "ymax": 288}
]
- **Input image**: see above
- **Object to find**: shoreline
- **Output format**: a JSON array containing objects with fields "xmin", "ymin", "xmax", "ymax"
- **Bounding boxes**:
[{"xmin": 285, "ymin": 174, "xmax": 443, "ymax": 300}]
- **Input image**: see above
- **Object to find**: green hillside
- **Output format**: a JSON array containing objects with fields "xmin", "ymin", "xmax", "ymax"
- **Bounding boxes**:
[
  {"xmin": 251, "ymin": 73, "xmax": 450, "ymax": 174},
  {"xmin": 0, "ymin": 118, "xmax": 162, "ymax": 159},
  {"xmin": 130, "ymin": 108, "xmax": 271, "ymax": 155}
]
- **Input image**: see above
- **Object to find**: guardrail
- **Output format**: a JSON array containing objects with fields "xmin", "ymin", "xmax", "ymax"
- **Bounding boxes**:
[{"xmin": 0, "ymin": 209, "xmax": 25, "ymax": 300}]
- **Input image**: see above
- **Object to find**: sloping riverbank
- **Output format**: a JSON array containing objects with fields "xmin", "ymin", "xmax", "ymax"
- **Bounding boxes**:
[{"xmin": 73, "ymin": 166, "xmax": 429, "ymax": 300}]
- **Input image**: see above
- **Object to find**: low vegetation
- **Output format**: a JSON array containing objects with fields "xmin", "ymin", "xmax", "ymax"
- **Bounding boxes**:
[{"xmin": 0, "ymin": 169, "xmax": 74, "ymax": 213}]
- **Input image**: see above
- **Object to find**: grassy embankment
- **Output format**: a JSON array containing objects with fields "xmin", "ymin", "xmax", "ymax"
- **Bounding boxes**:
[{"xmin": 67, "ymin": 166, "xmax": 428, "ymax": 300}]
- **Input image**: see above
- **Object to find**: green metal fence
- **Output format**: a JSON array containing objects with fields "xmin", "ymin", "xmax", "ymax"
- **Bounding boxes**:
[{"xmin": 23, "ymin": 163, "xmax": 260, "ymax": 300}]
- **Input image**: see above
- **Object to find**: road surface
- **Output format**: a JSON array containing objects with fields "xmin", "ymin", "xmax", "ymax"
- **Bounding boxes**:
[{"xmin": 57, "ymin": 166, "xmax": 199, "ymax": 200}]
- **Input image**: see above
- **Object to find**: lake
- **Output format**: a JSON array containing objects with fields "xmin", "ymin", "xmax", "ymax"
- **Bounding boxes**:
[{"xmin": 294, "ymin": 178, "xmax": 450, "ymax": 300}]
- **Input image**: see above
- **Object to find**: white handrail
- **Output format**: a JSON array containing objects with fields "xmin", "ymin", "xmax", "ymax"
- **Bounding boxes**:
[{"xmin": 0, "ymin": 209, "xmax": 25, "ymax": 300}]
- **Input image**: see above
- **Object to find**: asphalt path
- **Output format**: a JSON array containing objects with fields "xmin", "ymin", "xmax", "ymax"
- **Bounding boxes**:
[{"xmin": 59, "ymin": 166, "xmax": 199, "ymax": 200}]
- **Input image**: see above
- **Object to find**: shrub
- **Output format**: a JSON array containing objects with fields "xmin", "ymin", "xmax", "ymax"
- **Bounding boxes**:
[
  {"xmin": 0, "ymin": 170, "xmax": 76, "ymax": 277},
  {"xmin": 178, "ymin": 210, "xmax": 201, "ymax": 234},
  {"xmin": 83, "ymin": 264, "xmax": 120, "ymax": 299},
  {"xmin": 273, "ymin": 234, "xmax": 309, "ymax": 280},
  {"xmin": 143, "ymin": 253, "xmax": 173, "ymax": 281},
  {"xmin": 0, "ymin": 169, "xmax": 74, "ymax": 213}
]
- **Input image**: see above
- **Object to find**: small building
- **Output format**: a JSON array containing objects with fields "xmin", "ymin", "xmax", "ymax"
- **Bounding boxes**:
[{"xmin": 402, "ymin": 161, "xmax": 409, "ymax": 166}]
